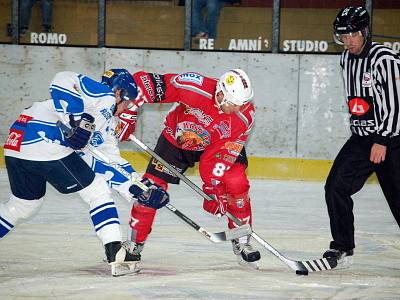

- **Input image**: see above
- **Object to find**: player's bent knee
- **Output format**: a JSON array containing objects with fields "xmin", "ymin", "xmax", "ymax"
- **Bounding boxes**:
[
  {"xmin": 78, "ymin": 175, "xmax": 111, "ymax": 207},
  {"xmin": 78, "ymin": 175, "xmax": 121, "ymax": 244},
  {"xmin": 0, "ymin": 195, "xmax": 44, "ymax": 225}
]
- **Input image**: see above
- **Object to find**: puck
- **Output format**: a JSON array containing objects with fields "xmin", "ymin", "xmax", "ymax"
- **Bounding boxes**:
[{"xmin": 296, "ymin": 270, "xmax": 309, "ymax": 276}]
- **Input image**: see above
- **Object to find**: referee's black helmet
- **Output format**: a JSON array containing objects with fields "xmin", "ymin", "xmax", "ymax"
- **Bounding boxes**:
[{"xmin": 333, "ymin": 6, "xmax": 370, "ymax": 35}]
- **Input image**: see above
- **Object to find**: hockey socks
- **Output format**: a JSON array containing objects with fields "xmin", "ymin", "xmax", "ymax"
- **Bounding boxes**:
[{"xmin": 129, "ymin": 204, "xmax": 156, "ymax": 243}]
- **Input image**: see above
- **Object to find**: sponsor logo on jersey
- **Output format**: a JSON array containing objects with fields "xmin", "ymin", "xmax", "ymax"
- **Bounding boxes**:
[
  {"xmin": 140, "ymin": 74, "xmax": 155, "ymax": 102},
  {"xmin": 362, "ymin": 72, "xmax": 372, "ymax": 87},
  {"xmin": 16, "ymin": 114, "xmax": 33, "ymax": 125},
  {"xmin": 164, "ymin": 126, "xmax": 174, "ymax": 135},
  {"xmin": 103, "ymin": 70, "xmax": 115, "ymax": 78},
  {"xmin": 4, "ymin": 129, "xmax": 24, "ymax": 151},
  {"xmin": 223, "ymin": 141, "xmax": 243, "ymax": 155},
  {"xmin": 213, "ymin": 120, "xmax": 231, "ymax": 139},
  {"xmin": 349, "ymin": 119, "xmax": 375, "ymax": 127},
  {"xmin": 151, "ymin": 73, "xmax": 166, "ymax": 102},
  {"xmin": 175, "ymin": 121, "xmax": 211, "ymax": 150},
  {"xmin": 184, "ymin": 107, "xmax": 213, "ymax": 126},
  {"xmin": 223, "ymin": 154, "xmax": 236, "ymax": 164},
  {"xmin": 90, "ymin": 131, "xmax": 104, "ymax": 147},
  {"xmin": 177, "ymin": 73, "xmax": 204, "ymax": 85},
  {"xmin": 348, "ymin": 97, "xmax": 370, "ymax": 116},
  {"xmin": 100, "ymin": 107, "xmax": 113, "ymax": 121}
]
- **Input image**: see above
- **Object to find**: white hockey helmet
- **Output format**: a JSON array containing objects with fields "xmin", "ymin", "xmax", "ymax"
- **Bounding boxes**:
[{"xmin": 216, "ymin": 69, "xmax": 254, "ymax": 106}]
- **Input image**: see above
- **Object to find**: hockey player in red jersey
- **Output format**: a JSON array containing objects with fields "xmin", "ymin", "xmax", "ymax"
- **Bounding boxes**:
[{"xmin": 118, "ymin": 69, "xmax": 260, "ymax": 267}]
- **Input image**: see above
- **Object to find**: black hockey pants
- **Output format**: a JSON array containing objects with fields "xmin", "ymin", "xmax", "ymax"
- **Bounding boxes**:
[{"xmin": 325, "ymin": 135, "xmax": 400, "ymax": 251}]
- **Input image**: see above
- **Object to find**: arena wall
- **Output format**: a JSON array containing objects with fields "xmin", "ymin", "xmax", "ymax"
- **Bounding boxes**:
[{"xmin": 0, "ymin": 45, "xmax": 355, "ymax": 180}]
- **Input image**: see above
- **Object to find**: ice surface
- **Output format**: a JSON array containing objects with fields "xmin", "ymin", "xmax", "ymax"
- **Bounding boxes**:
[{"xmin": 0, "ymin": 169, "xmax": 399, "ymax": 300}]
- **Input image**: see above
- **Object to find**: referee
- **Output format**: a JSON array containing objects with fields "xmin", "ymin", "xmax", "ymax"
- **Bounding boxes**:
[{"xmin": 323, "ymin": 6, "xmax": 400, "ymax": 264}]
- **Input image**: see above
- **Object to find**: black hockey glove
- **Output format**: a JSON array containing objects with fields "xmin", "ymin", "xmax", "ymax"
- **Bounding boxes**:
[
  {"xmin": 64, "ymin": 113, "xmax": 95, "ymax": 150},
  {"xmin": 129, "ymin": 178, "xmax": 170, "ymax": 209}
]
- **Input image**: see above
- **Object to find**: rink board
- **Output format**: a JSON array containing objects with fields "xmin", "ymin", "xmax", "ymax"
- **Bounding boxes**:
[{"xmin": 0, "ymin": 147, "xmax": 378, "ymax": 182}]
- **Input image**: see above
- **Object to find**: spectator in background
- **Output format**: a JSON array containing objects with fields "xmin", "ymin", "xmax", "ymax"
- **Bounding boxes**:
[
  {"xmin": 20, "ymin": 0, "xmax": 53, "ymax": 36},
  {"xmin": 191, "ymin": 0, "xmax": 226, "ymax": 40}
]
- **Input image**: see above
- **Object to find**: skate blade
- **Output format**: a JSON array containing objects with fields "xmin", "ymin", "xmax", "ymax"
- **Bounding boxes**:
[
  {"xmin": 236, "ymin": 255, "xmax": 260, "ymax": 270},
  {"xmin": 110, "ymin": 261, "xmax": 141, "ymax": 277}
]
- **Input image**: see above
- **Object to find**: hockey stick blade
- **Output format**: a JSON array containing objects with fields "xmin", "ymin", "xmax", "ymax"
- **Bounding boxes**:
[
  {"xmin": 251, "ymin": 229, "xmax": 337, "ymax": 273},
  {"xmin": 219, "ymin": 224, "xmax": 252, "ymax": 241},
  {"xmin": 165, "ymin": 203, "xmax": 251, "ymax": 242},
  {"xmin": 129, "ymin": 135, "xmax": 339, "ymax": 273}
]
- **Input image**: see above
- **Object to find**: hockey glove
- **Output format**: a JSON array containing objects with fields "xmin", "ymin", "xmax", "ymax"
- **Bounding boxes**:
[
  {"xmin": 115, "ymin": 106, "xmax": 138, "ymax": 142},
  {"xmin": 129, "ymin": 178, "xmax": 169, "ymax": 210},
  {"xmin": 64, "ymin": 113, "xmax": 95, "ymax": 150},
  {"xmin": 202, "ymin": 183, "xmax": 228, "ymax": 217}
]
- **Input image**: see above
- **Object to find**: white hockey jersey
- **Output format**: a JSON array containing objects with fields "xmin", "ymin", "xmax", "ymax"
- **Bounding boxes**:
[
  {"xmin": 5, "ymin": 71, "xmax": 118, "ymax": 161},
  {"xmin": 4, "ymin": 71, "xmax": 136, "ymax": 198}
]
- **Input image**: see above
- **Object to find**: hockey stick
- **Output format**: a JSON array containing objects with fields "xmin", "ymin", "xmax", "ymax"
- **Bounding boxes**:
[
  {"xmin": 128, "ymin": 134, "xmax": 338, "ymax": 274},
  {"xmin": 55, "ymin": 121, "xmax": 250, "ymax": 243},
  {"xmin": 86, "ymin": 145, "xmax": 251, "ymax": 243}
]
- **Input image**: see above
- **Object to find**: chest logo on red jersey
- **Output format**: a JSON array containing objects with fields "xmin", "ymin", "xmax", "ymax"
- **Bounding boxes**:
[
  {"xmin": 348, "ymin": 98, "xmax": 370, "ymax": 116},
  {"xmin": 4, "ymin": 129, "xmax": 24, "ymax": 151},
  {"xmin": 184, "ymin": 107, "xmax": 213, "ymax": 126},
  {"xmin": 213, "ymin": 120, "xmax": 231, "ymax": 139},
  {"xmin": 176, "ymin": 121, "xmax": 210, "ymax": 150}
]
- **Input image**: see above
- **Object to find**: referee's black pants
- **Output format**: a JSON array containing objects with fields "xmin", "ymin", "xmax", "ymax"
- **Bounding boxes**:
[{"xmin": 325, "ymin": 135, "xmax": 400, "ymax": 251}]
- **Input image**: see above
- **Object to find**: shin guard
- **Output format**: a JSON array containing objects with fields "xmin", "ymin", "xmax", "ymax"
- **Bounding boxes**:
[
  {"xmin": 226, "ymin": 192, "xmax": 252, "ymax": 230},
  {"xmin": 78, "ymin": 175, "xmax": 122, "ymax": 245},
  {"xmin": 0, "ymin": 195, "xmax": 44, "ymax": 239},
  {"xmin": 128, "ymin": 204, "xmax": 157, "ymax": 244}
]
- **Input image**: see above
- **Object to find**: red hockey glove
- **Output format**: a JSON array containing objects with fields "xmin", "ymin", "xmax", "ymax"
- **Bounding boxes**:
[
  {"xmin": 202, "ymin": 183, "xmax": 228, "ymax": 217},
  {"xmin": 115, "ymin": 107, "xmax": 138, "ymax": 141}
]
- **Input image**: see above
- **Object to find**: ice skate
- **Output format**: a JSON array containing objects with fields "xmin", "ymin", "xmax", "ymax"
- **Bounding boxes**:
[
  {"xmin": 232, "ymin": 236, "xmax": 261, "ymax": 270},
  {"xmin": 323, "ymin": 249, "xmax": 353, "ymax": 269},
  {"xmin": 105, "ymin": 241, "xmax": 141, "ymax": 276},
  {"xmin": 121, "ymin": 240, "xmax": 145, "ymax": 256}
]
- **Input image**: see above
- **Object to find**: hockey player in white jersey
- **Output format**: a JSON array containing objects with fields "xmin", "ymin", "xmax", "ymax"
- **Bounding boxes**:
[{"xmin": 0, "ymin": 69, "xmax": 169, "ymax": 276}]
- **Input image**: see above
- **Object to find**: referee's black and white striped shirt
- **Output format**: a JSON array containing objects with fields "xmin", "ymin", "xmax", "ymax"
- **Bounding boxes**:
[{"xmin": 340, "ymin": 41, "xmax": 400, "ymax": 145}]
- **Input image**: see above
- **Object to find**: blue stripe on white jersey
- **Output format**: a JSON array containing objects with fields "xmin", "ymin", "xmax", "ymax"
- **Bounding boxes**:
[
  {"xmin": 91, "ymin": 158, "xmax": 130, "ymax": 187},
  {"xmin": 50, "ymin": 84, "xmax": 84, "ymax": 116},
  {"xmin": 22, "ymin": 137, "xmax": 44, "ymax": 145},
  {"xmin": 29, "ymin": 119, "xmax": 59, "ymax": 126},
  {"xmin": 21, "ymin": 120, "xmax": 64, "ymax": 144},
  {"xmin": 51, "ymin": 83, "xmax": 81, "ymax": 98},
  {"xmin": 78, "ymin": 75, "xmax": 115, "ymax": 98}
]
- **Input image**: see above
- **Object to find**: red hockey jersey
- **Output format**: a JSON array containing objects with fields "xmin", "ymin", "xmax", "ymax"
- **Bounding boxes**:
[{"xmin": 132, "ymin": 71, "xmax": 255, "ymax": 185}]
